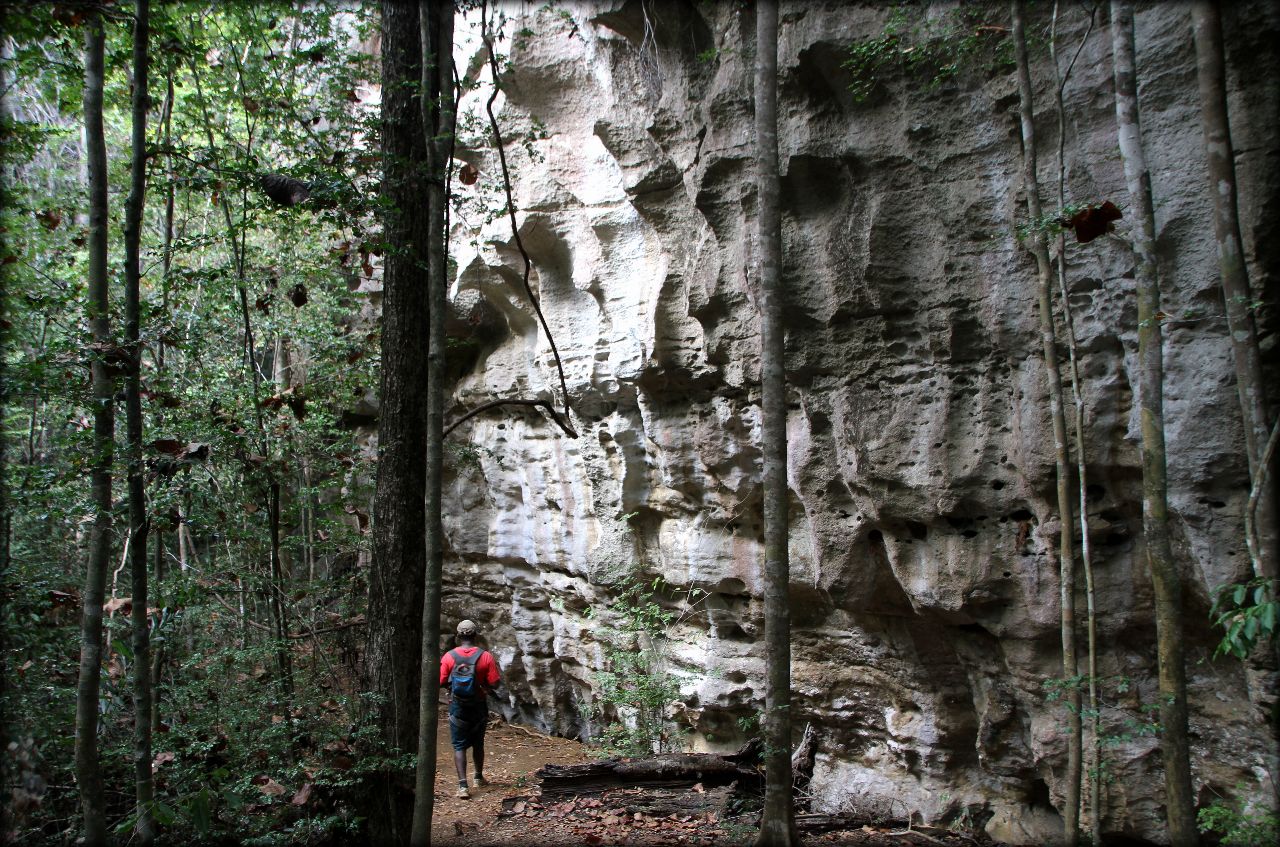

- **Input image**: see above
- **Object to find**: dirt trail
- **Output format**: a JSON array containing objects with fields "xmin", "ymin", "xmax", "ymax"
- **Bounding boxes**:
[{"xmin": 426, "ymin": 711, "xmax": 1005, "ymax": 847}]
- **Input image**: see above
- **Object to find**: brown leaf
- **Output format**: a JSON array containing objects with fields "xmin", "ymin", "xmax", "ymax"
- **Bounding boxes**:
[
  {"xmin": 152, "ymin": 438, "xmax": 200, "ymax": 459},
  {"xmin": 290, "ymin": 783, "xmax": 313, "ymax": 805},
  {"xmin": 35, "ymin": 209, "xmax": 62, "ymax": 230},
  {"xmin": 49, "ymin": 589, "xmax": 79, "ymax": 608},
  {"xmin": 152, "ymin": 751, "xmax": 175, "ymax": 770},
  {"xmin": 1067, "ymin": 200, "xmax": 1123, "ymax": 244},
  {"xmin": 458, "ymin": 163, "xmax": 479, "ymax": 185},
  {"xmin": 256, "ymin": 777, "xmax": 287, "ymax": 797},
  {"xmin": 288, "ymin": 283, "xmax": 308, "ymax": 307},
  {"xmin": 104, "ymin": 596, "xmax": 132, "ymax": 615}
]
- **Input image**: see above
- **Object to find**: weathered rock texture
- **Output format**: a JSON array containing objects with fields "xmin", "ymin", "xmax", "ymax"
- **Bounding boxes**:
[{"xmin": 433, "ymin": 2, "xmax": 1279, "ymax": 843}]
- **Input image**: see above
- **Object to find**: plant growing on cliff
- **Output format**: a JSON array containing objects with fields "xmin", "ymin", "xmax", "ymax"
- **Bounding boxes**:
[
  {"xmin": 842, "ymin": 4, "xmax": 1013, "ymax": 102},
  {"xmin": 1210, "ymin": 578, "xmax": 1278, "ymax": 659},
  {"xmin": 1197, "ymin": 795, "xmax": 1280, "ymax": 847},
  {"xmin": 586, "ymin": 576, "xmax": 700, "ymax": 757}
]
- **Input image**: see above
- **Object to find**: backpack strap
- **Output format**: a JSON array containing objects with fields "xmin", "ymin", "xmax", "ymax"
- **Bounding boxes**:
[{"xmin": 450, "ymin": 648, "xmax": 482, "ymax": 670}]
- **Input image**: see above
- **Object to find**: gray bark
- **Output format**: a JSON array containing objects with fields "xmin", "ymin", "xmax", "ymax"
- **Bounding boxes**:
[
  {"xmin": 1049, "ymin": 4, "xmax": 1102, "ymax": 840},
  {"xmin": 124, "ymin": 0, "xmax": 155, "ymax": 841},
  {"xmin": 1111, "ymin": 5, "xmax": 1197, "ymax": 845},
  {"xmin": 1190, "ymin": 0, "xmax": 1277, "ymax": 582},
  {"xmin": 410, "ymin": 1, "xmax": 454, "ymax": 843},
  {"xmin": 754, "ymin": 2, "xmax": 796, "ymax": 845},
  {"xmin": 75, "ymin": 15, "xmax": 110, "ymax": 845},
  {"xmin": 1011, "ymin": 4, "xmax": 1081, "ymax": 842}
]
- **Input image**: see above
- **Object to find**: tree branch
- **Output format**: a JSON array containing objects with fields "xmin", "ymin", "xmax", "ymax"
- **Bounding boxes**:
[
  {"xmin": 478, "ymin": 0, "xmax": 575, "ymax": 432},
  {"xmin": 444, "ymin": 398, "xmax": 577, "ymax": 439}
]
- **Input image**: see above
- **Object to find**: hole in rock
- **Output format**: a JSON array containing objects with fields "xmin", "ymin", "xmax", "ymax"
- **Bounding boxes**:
[
  {"xmin": 1086, "ymin": 483, "xmax": 1106, "ymax": 502},
  {"xmin": 990, "ymin": 479, "xmax": 1005, "ymax": 490},
  {"xmin": 1002, "ymin": 571, "xmax": 1012, "ymax": 578},
  {"xmin": 868, "ymin": 529, "xmax": 884, "ymax": 544},
  {"xmin": 961, "ymin": 529, "xmax": 978, "ymax": 539},
  {"xmin": 838, "ymin": 510, "xmax": 852, "ymax": 519},
  {"xmin": 1099, "ymin": 508, "xmax": 1124, "ymax": 522},
  {"xmin": 906, "ymin": 520, "xmax": 928, "ymax": 540},
  {"xmin": 1008, "ymin": 508, "xmax": 1034, "ymax": 521},
  {"xmin": 1025, "ymin": 778, "xmax": 1053, "ymax": 809},
  {"xmin": 1102, "ymin": 533, "xmax": 1129, "ymax": 547}
]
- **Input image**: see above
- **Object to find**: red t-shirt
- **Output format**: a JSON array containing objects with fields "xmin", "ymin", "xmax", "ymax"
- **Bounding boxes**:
[{"xmin": 439, "ymin": 645, "xmax": 500, "ymax": 690}]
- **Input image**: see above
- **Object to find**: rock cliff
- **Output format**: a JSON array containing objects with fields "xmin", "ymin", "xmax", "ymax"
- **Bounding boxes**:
[{"xmin": 433, "ymin": 2, "xmax": 1279, "ymax": 843}]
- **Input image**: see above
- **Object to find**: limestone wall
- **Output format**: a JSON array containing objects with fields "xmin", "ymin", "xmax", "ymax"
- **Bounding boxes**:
[{"xmin": 435, "ymin": 2, "xmax": 1279, "ymax": 842}]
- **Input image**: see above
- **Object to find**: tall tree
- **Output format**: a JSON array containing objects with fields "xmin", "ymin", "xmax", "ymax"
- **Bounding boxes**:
[
  {"xmin": 1011, "ymin": 3, "xmax": 1081, "ymax": 841},
  {"xmin": 754, "ymin": 2, "xmax": 796, "ymax": 845},
  {"xmin": 366, "ymin": 0, "xmax": 431, "ymax": 841},
  {"xmin": 1110, "ymin": 4, "xmax": 1197, "ymax": 845},
  {"xmin": 123, "ymin": 0, "xmax": 155, "ymax": 841},
  {"xmin": 410, "ymin": 0, "xmax": 454, "ymax": 843},
  {"xmin": 74, "ymin": 12, "xmax": 111, "ymax": 844},
  {"xmin": 1049, "ymin": 4, "xmax": 1102, "ymax": 839},
  {"xmin": 1190, "ymin": 1, "xmax": 1276, "ymax": 582}
]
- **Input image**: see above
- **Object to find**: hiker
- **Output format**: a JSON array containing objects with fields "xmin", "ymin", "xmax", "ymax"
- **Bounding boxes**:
[{"xmin": 440, "ymin": 619, "xmax": 501, "ymax": 798}]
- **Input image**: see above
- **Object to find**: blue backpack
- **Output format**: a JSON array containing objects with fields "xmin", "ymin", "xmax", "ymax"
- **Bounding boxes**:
[{"xmin": 448, "ymin": 648, "xmax": 485, "ymax": 701}]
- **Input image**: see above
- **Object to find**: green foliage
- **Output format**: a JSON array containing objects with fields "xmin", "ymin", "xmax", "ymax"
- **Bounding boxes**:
[
  {"xmin": 1016, "ymin": 201, "xmax": 1089, "ymax": 243},
  {"xmin": 586, "ymin": 575, "xmax": 704, "ymax": 757},
  {"xmin": 842, "ymin": 5, "xmax": 1013, "ymax": 103},
  {"xmin": 1042, "ymin": 673, "xmax": 1163, "ymax": 786},
  {"xmin": 1211, "ymin": 578, "xmax": 1278, "ymax": 659},
  {"xmin": 2, "ymin": 2, "xmax": 385, "ymax": 841},
  {"xmin": 1198, "ymin": 795, "xmax": 1280, "ymax": 847}
]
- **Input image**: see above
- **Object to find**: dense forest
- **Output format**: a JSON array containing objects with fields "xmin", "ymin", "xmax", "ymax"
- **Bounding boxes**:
[{"xmin": 1, "ymin": 2, "xmax": 1277, "ymax": 846}]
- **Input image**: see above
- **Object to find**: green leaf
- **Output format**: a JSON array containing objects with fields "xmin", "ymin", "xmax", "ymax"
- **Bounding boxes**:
[
  {"xmin": 1234, "ymin": 584, "xmax": 1248, "ymax": 606},
  {"xmin": 188, "ymin": 788, "xmax": 212, "ymax": 834},
  {"xmin": 154, "ymin": 801, "xmax": 178, "ymax": 827}
]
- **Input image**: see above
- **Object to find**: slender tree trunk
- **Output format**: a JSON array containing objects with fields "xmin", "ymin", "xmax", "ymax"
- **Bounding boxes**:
[
  {"xmin": 124, "ymin": 0, "xmax": 155, "ymax": 841},
  {"xmin": 367, "ymin": 1, "xmax": 431, "ymax": 841},
  {"xmin": 1012, "ymin": 5, "xmax": 1081, "ymax": 843},
  {"xmin": 411, "ymin": 3, "xmax": 454, "ymax": 842},
  {"xmin": 1191, "ymin": 1, "xmax": 1276, "ymax": 581},
  {"xmin": 1049, "ymin": 4, "xmax": 1102, "ymax": 840},
  {"xmin": 1110, "ymin": 5, "xmax": 1198, "ymax": 845},
  {"xmin": 754, "ymin": 3, "xmax": 795, "ymax": 845},
  {"xmin": 75, "ymin": 15, "xmax": 111, "ymax": 844}
]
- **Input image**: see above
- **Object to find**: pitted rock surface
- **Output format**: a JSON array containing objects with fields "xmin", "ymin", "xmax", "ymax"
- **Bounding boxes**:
[{"xmin": 424, "ymin": 3, "xmax": 1279, "ymax": 843}]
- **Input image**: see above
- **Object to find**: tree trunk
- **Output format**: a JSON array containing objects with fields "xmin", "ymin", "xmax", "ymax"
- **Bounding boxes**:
[
  {"xmin": 75, "ymin": 14, "xmax": 111, "ymax": 845},
  {"xmin": 366, "ymin": 0, "xmax": 431, "ymax": 841},
  {"xmin": 1012, "ymin": 4, "xmax": 1081, "ymax": 843},
  {"xmin": 536, "ymin": 749, "xmax": 763, "ymax": 799},
  {"xmin": 124, "ymin": 0, "xmax": 155, "ymax": 841},
  {"xmin": 410, "ymin": 1, "xmax": 453, "ymax": 844},
  {"xmin": 1110, "ymin": 5, "xmax": 1198, "ymax": 845},
  {"xmin": 754, "ymin": 3, "xmax": 795, "ymax": 846},
  {"xmin": 1191, "ymin": 1, "xmax": 1276, "ymax": 581},
  {"xmin": 1049, "ymin": 4, "xmax": 1102, "ymax": 840}
]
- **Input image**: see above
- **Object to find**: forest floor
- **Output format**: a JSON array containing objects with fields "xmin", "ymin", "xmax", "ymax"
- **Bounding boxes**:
[{"xmin": 427, "ymin": 712, "xmax": 1003, "ymax": 847}]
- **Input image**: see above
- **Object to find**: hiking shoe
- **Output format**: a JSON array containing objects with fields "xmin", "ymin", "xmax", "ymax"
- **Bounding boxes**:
[
  {"xmin": 474, "ymin": 775, "xmax": 489, "ymax": 788},
  {"xmin": 455, "ymin": 785, "xmax": 470, "ymax": 799}
]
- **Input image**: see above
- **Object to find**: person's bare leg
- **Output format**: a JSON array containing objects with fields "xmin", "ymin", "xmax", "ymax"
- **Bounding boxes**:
[
  {"xmin": 473, "ymin": 740, "xmax": 486, "ymax": 785},
  {"xmin": 454, "ymin": 748, "xmax": 470, "ymax": 797}
]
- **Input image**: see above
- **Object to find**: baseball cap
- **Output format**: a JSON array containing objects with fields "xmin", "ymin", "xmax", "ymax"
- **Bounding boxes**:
[{"xmin": 456, "ymin": 619, "xmax": 478, "ymax": 636}]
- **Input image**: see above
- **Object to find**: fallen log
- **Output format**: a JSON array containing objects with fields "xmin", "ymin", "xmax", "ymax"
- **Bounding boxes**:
[{"xmin": 536, "ymin": 748, "xmax": 762, "ymax": 800}]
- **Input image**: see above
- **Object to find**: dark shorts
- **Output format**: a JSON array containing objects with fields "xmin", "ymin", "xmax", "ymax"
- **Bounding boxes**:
[{"xmin": 448, "ymin": 698, "xmax": 488, "ymax": 751}]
